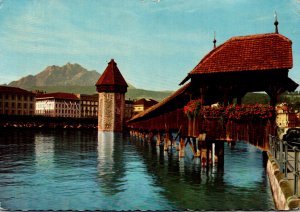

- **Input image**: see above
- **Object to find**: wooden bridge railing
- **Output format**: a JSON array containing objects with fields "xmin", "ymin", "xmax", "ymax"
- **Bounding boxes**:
[
  {"xmin": 127, "ymin": 108, "xmax": 188, "ymax": 133},
  {"xmin": 127, "ymin": 109, "xmax": 274, "ymax": 150}
]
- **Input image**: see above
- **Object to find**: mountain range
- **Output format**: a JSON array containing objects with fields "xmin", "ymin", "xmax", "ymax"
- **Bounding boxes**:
[{"xmin": 8, "ymin": 63, "xmax": 173, "ymax": 101}]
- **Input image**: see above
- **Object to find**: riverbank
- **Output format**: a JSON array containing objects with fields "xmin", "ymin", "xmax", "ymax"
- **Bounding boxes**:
[{"xmin": 267, "ymin": 151, "xmax": 300, "ymax": 210}]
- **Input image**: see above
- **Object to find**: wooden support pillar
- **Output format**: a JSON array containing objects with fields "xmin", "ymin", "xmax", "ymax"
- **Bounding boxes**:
[
  {"xmin": 167, "ymin": 131, "xmax": 172, "ymax": 150},
  {"xmin": 212, "ymin": 142, "xmax": 215, "ymax": 166},
  {"xmin": 228, "ymin": 97, "xmax": 234, "ymax": 105},
  {"xmin": 169, "ymin": 132, "xmax": 173, "ymax": 149},
  {"xmin": 215, "ymin": 141, "xmax": 224, "ymax": 169},
  {"xmin": 236, "ymin": 91, "xmax": 246, "ymax": 105},
  {"xmin": 237, "ymin": 96, "xmax": 242, "ymax": 105},
  {"xmin": 206, "ymin": 141, "xmax": 211, "ymax": 168},
  {"xmin": 200, "ymin": 86, "xmax": 206, "ymax": 107},
  {"xmin": 142, "ymin": 132, "xmax": 145, "ymax": 141},
  {"xmin": 156, "ymin": 132, "xmax": 161, "ymax": 146},
  {"xmin": 179, "ymin": 136, "xmax": 185, "ymax": 158},
  {"xmin": 222, "ymin": 87, "xmax": 234, "ymax": 106},
  {"xmin": 164, "ymin": 134, "xmax": 168, "ymax": 151},
  {"xmin": 266, "ymin": 85, "xmax": 285, "ymax": 136},
  {"xmin": 223, "ymin": 93, "xmax": 229, "ymax": 107},
  {"xmin": 192, "ymin": 137, "xmax": 197, "ymax": 155}
]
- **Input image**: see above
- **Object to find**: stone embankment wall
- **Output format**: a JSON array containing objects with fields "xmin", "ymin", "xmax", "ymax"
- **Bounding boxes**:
[{"xmin": 267, "ymin": 152, "xmax": 300, "ymax": 210}]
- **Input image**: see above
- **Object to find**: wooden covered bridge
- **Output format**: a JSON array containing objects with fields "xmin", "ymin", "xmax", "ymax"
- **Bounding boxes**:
[{"xmin": 127, "ymin": 25, "xmax": 298, "ymax": 165}]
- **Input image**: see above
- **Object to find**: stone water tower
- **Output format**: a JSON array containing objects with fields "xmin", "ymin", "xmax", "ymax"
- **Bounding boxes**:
[{"xmin": 95, "ymin": 59, "xmax": 128, "ymax": 132}]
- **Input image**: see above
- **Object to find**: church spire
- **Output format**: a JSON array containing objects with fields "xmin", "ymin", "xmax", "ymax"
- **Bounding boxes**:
[{"xmin": 213, "ymin": 31, "xmax": 217, "ymax": 49}]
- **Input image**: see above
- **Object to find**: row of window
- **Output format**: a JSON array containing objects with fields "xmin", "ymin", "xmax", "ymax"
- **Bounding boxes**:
[
  {"xmin": 0, "ymin": 102, "xmax": 34, "ymax": 109},
  {"xmin": 34, "ymin": 109, "xmax": 97, "ymax": 117},
  {"xmin": 82, "ymin": 101, "xmax": 98, "ymax": 105},
  {"xmin": 1, "ymin": 95, "xmax": 34, "ymax": 101},
  {"xmin": 36, "ymin": 109, "xmax": 80, "ymax": 114},
  {"xmin": 82, "ymin": 106, "xmax": 97, "ymax": 111},
  {"xmin": 55, "ymin": 102, "xmax": 80, "ymax": 108}
]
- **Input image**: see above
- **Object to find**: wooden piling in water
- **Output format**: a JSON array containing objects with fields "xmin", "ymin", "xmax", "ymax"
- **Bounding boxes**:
[
  {"xmin": 156, "ymin": 132, "xmax": 161, "ymax": 146},
  {"xmin": 179, "ymin": 136, "xmax": 185, "ymax": 157}
]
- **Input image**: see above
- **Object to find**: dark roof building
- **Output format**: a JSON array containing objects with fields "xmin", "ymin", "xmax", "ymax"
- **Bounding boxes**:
[
  {"xmin": 133, "ymin": 98, "xmax": 158, "ymax": 116},
  {"xmin": 0, "ymin": 86, "xmax": 36, "ymax": 96},
  {"xmin": 134, "ymin": 98, "xmax": 158, "ymax": 108},
  {"xmin": 0, "ymin": 86, "xmax": 36, "ymax": 116}
]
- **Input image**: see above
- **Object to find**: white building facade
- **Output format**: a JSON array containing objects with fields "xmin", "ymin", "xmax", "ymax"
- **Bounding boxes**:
[{"xmin": 35, "ymin": 93, "xmax": 80, "ymax": 118}]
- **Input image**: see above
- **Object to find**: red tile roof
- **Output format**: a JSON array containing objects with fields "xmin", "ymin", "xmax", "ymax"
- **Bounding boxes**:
[
  {"xmin": 180, "ymin": 33, "xmax": 293, "ymax": 84},
  {"xmin": 95, "ymin": 59, "xmax": 128, "ymax": 91},
  {"xmin": 134, "ymin": 98, "xmax": 158, "ymax": 108},
  {"xmin": 36, "ymin": 92, "xmax": 79, "ymax": 100},
  {"xmin": 0, "ymin": 85, "xmax": 35, "ymax": 96}
]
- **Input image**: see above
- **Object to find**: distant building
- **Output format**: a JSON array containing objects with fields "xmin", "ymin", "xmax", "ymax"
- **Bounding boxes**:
[
  {"xmin": 0, "ymin": 86, "xmax": 36, "ymax": 115},
  {"xmin": 124, "ymin": 99, "xmax": 134, "ymax": 121},
  {"xmin": 276, "ymin": 103, "xmax": 300, "ymax": 127},
  {"xmin": 133, "ymin": 98, "xmax": 158, "ymax": 115},
  {"xmin": 76, "ymin": 94, "xmax": 98, "ymax": 118},
  {"xmin": 35, "ymin": 92, "xmax": 80, "ymax": 118}
]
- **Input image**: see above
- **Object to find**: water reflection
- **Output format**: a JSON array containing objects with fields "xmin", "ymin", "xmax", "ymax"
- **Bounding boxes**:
[
  {"xmin": 34, "ymin": 133, "xmax": 54, "ymax": 169},
  {"xmin": 97, "ymin": 132, "xmax": 126, "ymax": 195},
  {"xmin": 0, "ymin": 130, "xmax": 35, "ymax": 174},
  {"xmin": 129, "ymin": 138, "xmax": 274, "ymax": 210},
  {"xmin": 0, "ymin": 130, "xmax": 275, "ymax": 210}
]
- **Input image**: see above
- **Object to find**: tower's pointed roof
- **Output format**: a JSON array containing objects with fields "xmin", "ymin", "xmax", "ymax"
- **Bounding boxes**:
[{"xmin": 95, "ymin": 59, "xmax": 128, "ymax": 93}]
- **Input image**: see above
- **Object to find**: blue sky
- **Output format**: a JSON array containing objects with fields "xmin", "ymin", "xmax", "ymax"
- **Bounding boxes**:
[{"xmin": 0, "ymin": 0, "xmax": 299, "ymax": 91}]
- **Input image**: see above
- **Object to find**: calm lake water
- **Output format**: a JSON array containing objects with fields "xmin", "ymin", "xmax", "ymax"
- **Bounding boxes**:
[{"xmin": 0, "ymin": 129, "xmax": 275, "ymax": 210}]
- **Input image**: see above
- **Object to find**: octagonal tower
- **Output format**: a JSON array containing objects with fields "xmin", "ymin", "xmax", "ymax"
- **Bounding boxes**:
[{"xmin": 95, "ymin": 59, "xmax": 128, "ymax": 132}]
